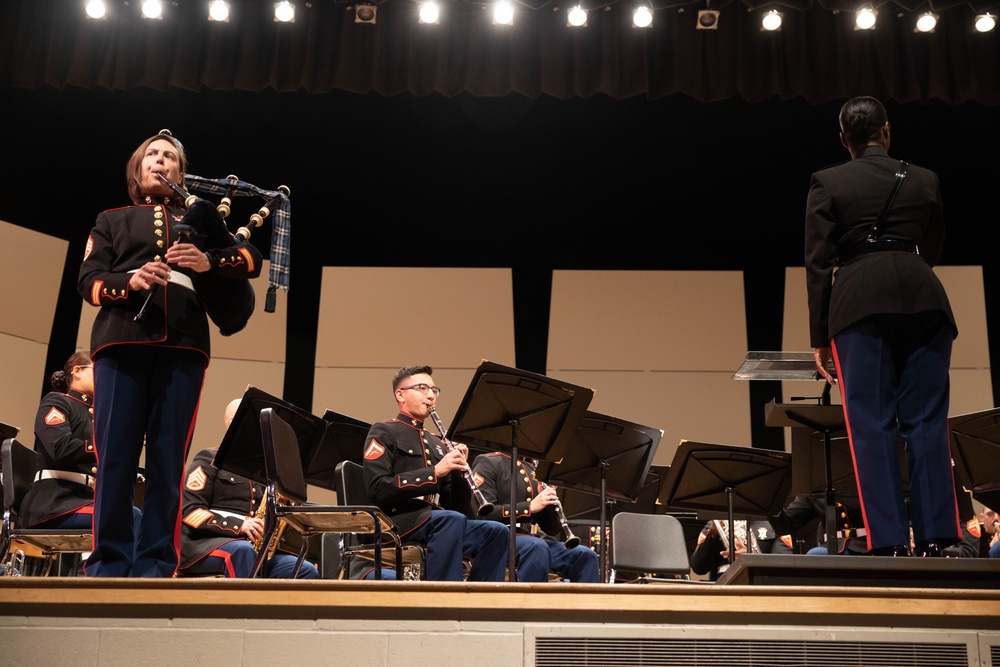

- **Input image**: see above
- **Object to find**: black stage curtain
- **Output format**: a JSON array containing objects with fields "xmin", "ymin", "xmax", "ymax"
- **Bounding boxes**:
[{"xmin": 1, "ymin": 0, "xmax": 997, "ymax": 104}]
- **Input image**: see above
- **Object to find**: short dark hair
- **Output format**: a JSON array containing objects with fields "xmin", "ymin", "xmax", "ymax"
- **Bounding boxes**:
[
  {"xmin": 838, "ymin": 96, "xmax": 888, "ymax": 150},
  {"xmin": 392, "ymin": 365, "xmax": 433, "ymax": 391}
]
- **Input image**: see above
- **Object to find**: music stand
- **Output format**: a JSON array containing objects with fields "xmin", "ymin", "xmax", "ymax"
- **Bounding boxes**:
[
  {"xmin": 661, "ymin": 440, "xmax": 792, "ymax": 565},
  {"xmin": 764, "ymin": 394, "xmax": 845, "ymax": 556},
  {"xmin": 0, "ymin": 422, "xmax": 18, "ymax": 441},
  {"xmin": 949, "ymin": 407, "xmax": 1000, "ymax": 510},
  {"xmin": 447, "ymin": 360, "xmax": 594, "ymax": 581},
  {"xmin": 310, "ymin": 410, "xmax": 371, "ymax": 491},
  {"xmin": 214, "ymin": 386, "xmax": 330, "ymax": 489},
  {"xmin": 535, "ymin": 411, "xmax": 662, "ymax": 581}
]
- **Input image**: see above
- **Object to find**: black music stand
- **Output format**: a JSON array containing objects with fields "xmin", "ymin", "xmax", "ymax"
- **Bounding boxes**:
[
  {"xmin": 949, "ymin": 407, "xmax": 1000, "ymax": 510},
  {"xmin": 535, "ymin": 411, "xmax": 662, "ymax": 581},
  {"xmin": 214, "ymin": 386, "xmax": 330, "ymax": 489},
  {"xmin": 311, "ymin": 410, "xmax": 371, "ymax": 490},
  {"xmin": 447, "ymin": 360, "xmax": 594, "ymax": 581},
  {"xmin": 662, "ymin": 440, "xmax": 792, "ymax": 565},
  {"xmin": 0, "ymin": 422, "xmax": 18, "ymax": 441},
  {"xmin": 764, "ymin": 393, "xmax": 846, "ymax": 556}
]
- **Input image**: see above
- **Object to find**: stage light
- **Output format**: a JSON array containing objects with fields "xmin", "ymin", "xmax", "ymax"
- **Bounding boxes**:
[
  {"xmin": 141, "ymin": 0, "xmax": 163, "ymax": 20},
  {"xmin": 696, "ymin": 9, "xmax": 719, "ymax": 29},
  {"xmin": 761, "ymin": 10, "xmax": 782, "ymax": 31},
  {"xmin": 419, "ymin": 2, "xmax": 440, "ymax": 23},
  {"xmin": 633, "ymin": 5, "xmax": 653, "ymax": 28},
  {"xmin": 914, "ymin": 12, "xmax": 937, "ymax": 32},
  {"xmin": 208, "ymin": 1, "xmax": 230, "ymax": 22},
  {"xmin": 85, "ymin": 0, "xmax": 107, "ymax": 19},
  {"xmin": 975, "ymin": 13, "xmax": 996, "ymax": 32},
  {"xmin": 855, "ymin": 6, "xmax": 876, "ymax": 30},
  {"xmin": 567, "ymin": 5, "xmax": 588, "ymax": 26},
  {"xmin": 355, "ymin": 4, "xmax": 377, "ymax": 23},
  {"xmin": 493, "ymin": 1, "xmax": 514, "ymax": 25},
  {"xmin": 274, "ymin": 1, "xmax": 295, "ymax": 22}
]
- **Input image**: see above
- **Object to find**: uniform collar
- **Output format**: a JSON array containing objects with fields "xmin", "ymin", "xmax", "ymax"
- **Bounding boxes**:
[
  {"xmin": 856, "ymin": 145, "xmax": 890, "ymax": 160},
  {"xmin": 142, "ymin": 194, "xmax": 182, "ymax": 207},
  {"xmin": 398, "ymin": 411, "xmax": 424, "ymax": 429},
  {"xmin": 66, "ymin": 389, "xmax": 93, "ymax": 405}
]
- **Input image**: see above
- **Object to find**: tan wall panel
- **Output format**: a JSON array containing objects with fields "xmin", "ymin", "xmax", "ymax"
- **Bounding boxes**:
[
  {"xmin": 209, "ymin": 260, "xmax": 286, "ymax": 363},
  {"xmin": 548, "ymin": 271, "xmax": 747, "ymax": 372},
  {"xmin": 0, "ymin": 220, "xmax": 67, "ymax": 344},
  {"xmin": 935, "ymin": 266, "xmax": 989, "ymax": 370},
  {"xmin": 0, "ymin": 334, "xmax": 52, "ymax": 445},
  {"xmin": 315, "ymin": 267, "xmax": 515, "ymax": 369},
  {"xmin": 550, "ymin": 370, "xmax": 752, "ymax": 468}
]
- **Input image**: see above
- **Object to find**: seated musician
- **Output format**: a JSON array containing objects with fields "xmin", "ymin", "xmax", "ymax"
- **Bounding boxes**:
[
  {"xmin": 361, "ymin": 365, "xmax": 508, "ymax": 581},
  {"xmin": 470, "ymin": 452, "xmax": 600, "ymax": 583},
  {"xmin": 177, "ymin": 399, "xmax": 318, "ymax": 579},
  {"xmin": 691, "ymin": 519, "xmax": 791, "ymax": 581},
  {"xmin": 19, "ymin": 351, "xmax": 141, "ymax": 535}
]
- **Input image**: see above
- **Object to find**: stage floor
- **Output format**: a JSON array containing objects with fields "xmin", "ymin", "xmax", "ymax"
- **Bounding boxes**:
[{"xmin": 3, "ymin": 557, "xmax": 1000, "ymax": 667}]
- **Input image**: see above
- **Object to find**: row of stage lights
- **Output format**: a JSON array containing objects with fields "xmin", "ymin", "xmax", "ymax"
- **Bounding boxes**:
[{"xmin": 84, "ymin": 1, "xmax": 998, "ymax": 32}]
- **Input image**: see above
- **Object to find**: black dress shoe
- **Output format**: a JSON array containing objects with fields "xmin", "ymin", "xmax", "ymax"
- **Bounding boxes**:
[
  {"xmin": 871, "ymin": 544, "xmax": 911, "ymax": 557},
  {"xmin": 915, "ymin": 541, "xmax": 944, "ymax": 557}
]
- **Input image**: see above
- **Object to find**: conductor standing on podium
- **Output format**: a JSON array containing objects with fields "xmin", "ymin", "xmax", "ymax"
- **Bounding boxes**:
[{"xmin": 804, "ymin": 96, "xmax": 962, "ymax": 557}]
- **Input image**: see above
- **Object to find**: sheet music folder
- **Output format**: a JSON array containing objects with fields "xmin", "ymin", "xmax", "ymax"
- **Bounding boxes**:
[{"xmin": 732, "ymin": 351, "xmax": 834, "ymax": 382}]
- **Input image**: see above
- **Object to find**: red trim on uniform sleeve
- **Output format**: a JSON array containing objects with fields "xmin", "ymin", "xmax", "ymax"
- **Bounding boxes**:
[
  {"xmin": 473, "ymin": 472, "xmax": 485, "ymax": 487},
  {"xmin": 237, "ymin": 247, "xmax": 255, "ymax": 273},
  {"xmin": 183, "ymin": 508, "xmax": 214, "ymax": 528},
  {"xmin": 91, "ymin": 280, "xmax": 104, "ymax": 306}
]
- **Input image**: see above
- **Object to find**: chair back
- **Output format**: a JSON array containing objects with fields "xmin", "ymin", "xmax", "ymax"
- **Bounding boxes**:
[
  {"xmin": 335, "ymin": 460, "xmax": 370, "ymax": 506},
  {"xmin": 259, "ymin": 408, "xmax": 308, "ymax": 505},
  {"xmin": 2, "ymin": 438, "xmax": 39, "ymax": 515},
  {"xmin": 610, "ymin": 512, "xmax": 690, "ymax": 577}
]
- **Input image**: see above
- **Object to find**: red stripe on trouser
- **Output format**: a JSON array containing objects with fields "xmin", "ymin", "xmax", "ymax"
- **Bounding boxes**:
[
  {"xmin": 208, "ymin": 548, "xmax": 237, "ymax": 578},
  {"xmin": 830, "ymin": 339, "xmax": 875, "ymax": 551}
]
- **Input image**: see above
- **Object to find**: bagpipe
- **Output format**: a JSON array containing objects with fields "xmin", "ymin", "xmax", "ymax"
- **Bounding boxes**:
[{"xmin": 154, "ymin": 173, "xmax": 291, "ymax": 335}]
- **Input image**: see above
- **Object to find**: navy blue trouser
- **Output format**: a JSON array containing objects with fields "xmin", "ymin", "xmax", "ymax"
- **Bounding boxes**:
[
  {"xmin": 404, "ymin": 509, "xmax": 508, "ymax": 581},
  {"xmin": 832, "ymin": 312, "xmax": 961, "ymax": 550},
  {"xmin": 180, "ymin": 539, "xmax": 318, "ymax": 579},
  {"xmin": 514, "ymin": 534, "xmax": 600, "ymax": 582},
  {"xmin": 86, "ymin": 346, "xmax": 205, "ymax": 577}
]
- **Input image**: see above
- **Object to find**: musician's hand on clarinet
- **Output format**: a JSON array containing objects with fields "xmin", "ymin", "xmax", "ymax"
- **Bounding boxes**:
[
  {"xmin": 451, "ymin": 442, "xmax": 469, "ymax": 461},
  {"xmin": 165, "ymin": 241, "xmax": 211, "ymax": 273},
  {"xmin": 240, "ymin": 517, "xmax": 265, "ymax": 542},
  {"xmin": 129, "ymin": 261, "xmax": 171, "ymax": 291},
  {"xmin": 434, "ymin": 449, "xmax": 469, "ymax": 478},
  {"xmin": 529, "ymin": 486, "xmax": 559, "ymax": 515}
]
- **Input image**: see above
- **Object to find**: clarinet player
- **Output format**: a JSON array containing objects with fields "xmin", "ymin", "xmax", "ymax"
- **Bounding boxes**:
[
  {"xmin": 362, "ymin": 365, "xmax": 509, "ymax": 581},
  {"xmin": 78, "ymin": 130, "xmax": 261, "ymax": 577},
  {"xmin": 470, "ymin": 452, "xmax": 600, "ymax": 583}
]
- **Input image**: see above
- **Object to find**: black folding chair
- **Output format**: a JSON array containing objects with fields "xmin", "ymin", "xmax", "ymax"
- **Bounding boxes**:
[
  {"xmin": 2, "ymin": 438, "xmax": 92, "ymax": 576},
  {"xmin": 609, "ymin": 512, "xmax": 693, "ymax": 583},
  {"xmin": 252, "ymin": 408, "xmax": 403, "ymax": 579},
  {"xmin": 334, "ymin": 460, "xmax": 426, "ymax": 580}
]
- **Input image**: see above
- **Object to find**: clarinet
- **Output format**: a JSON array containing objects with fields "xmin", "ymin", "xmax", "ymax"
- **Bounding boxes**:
[
  {"xmin": 427, "ymin": 408, "xmax": 494, "ymax": 518},
  {"xmin": 539, "ymin": 481, "xmax": 581, "ymax": 549}
]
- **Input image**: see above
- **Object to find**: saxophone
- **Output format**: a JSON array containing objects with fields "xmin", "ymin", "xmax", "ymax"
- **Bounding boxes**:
[
  {"xmin": 250, "ymin": 488, "xmax": 288, "ymax": 559},
  {"xmin": 712, "ymin": 519, "xmax": 761, "ymax": 556}
]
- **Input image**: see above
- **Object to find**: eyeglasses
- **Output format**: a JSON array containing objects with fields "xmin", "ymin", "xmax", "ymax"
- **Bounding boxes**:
[{"xmin": 398, "ymin": 383, "xmax": 441, "ymax": 397}]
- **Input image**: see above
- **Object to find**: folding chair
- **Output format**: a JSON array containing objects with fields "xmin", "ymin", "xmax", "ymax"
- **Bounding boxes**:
[
  {"xmin": 335, "ymin": 460, "xmax": 426, "ymax": 580},
  {"xmin": 609, "ymin": 512, "xmax": 692, "ymax": 583},
  {"xmin": 2, "ymin": 438, "xmax": 92, "ymax": 576},
  {"xmin": 253, "ymin": 408, "xmax": 403, "ymax": 579}
]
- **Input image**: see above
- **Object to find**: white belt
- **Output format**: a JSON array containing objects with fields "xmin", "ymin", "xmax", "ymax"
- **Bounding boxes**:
[
  {"xmin": 128, "ymin": 269, "xmax": 194, "ymax": 291},
  {"xmin": 825, "ymin": 528, "xmax": 866, "ymax": 540},
  {"xmin": 35, "ymin": 469, "xmax": 95, "ymax": 488}
]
